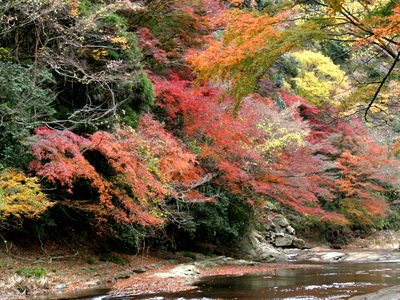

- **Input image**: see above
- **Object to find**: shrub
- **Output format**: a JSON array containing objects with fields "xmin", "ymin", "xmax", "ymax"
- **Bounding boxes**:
[
  {"xmin": 99, "ymin": 254, "xmax": 126, "ymax": 266},
  {"xmin": 16, "ymin": 267, "xmax": 47, "ymax": 278},
  {"xmin": 183, "ymin": 252, "xmax": 197, "ymax": 260},
  {"xmin": 197, "ymin": 249, "xmax": 213, "ymax": 257},
  {"xmin": 85, "ymin": 257, "xmax": 96, "ymax": 264}
]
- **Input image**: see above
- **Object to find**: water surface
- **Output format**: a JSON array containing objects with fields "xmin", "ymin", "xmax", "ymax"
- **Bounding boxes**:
[{"xmin": 54, "ymin": 261, "xmax": 400, "ymax": 300}]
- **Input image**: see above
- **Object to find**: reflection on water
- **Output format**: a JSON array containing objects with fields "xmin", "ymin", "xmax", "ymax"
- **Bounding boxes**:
[
  {"xmin": 32, "ymin": 285, "xmax": 112, "ymax": 300},
  {"xmin": 53, "ymin": 261, "xmax": 400, "ymax": 300}
]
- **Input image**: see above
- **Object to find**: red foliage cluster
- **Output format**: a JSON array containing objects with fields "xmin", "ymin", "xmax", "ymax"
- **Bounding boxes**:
[
  {"xmin": 151, "ymin": 72, "xmax": 399, "ymax": 224},
  {"xmin": 152, "ymin": 73, "xmax": 345, "ymax": 222},
  {"xmin": 289, "ymin": 96, "xmax": 399, "ymax": 223},
  {"xmin": 28, "ymin": 70, "xmax": 398, "ymax": 227},
  {"xmin": 29, "ymin": 115, "xmax": 205, "ymax": 226}
]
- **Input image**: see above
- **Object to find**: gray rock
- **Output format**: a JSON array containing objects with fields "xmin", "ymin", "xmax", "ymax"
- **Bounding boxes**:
[
  {"xmin": 384, "ymin": 252, "xmax": 400, "ymax": 260},
  {"xmin": 320, "ymin": 252, "xmax": 346, "ymax": 261},
  {"xmin": 246, "ymin": 249, "xmax": 258, "ymax": 258},
  {"xmin": 253, "ymin": 254, "xmax": 274, "ymax": 263},
  {"xmin": 150, "ymin": 264, "xmax": 201, "ymax": 278},
  {"xmin": 274, "ymin": 235, "xmax": 293, "ymax": 247},
  {"xmin": 115, "ymin": 273, "xmax": 131, "ymax": 279},
  {"xmin": 166, "ymin": 259, "xmax": 179, "ymax": 264},
  {"xmin": 292, "ymin": 237, "xmax": 307, "ymax": 249},
  {"xmin": 179, "ymin": 257, "xmax": 195, "ymax": 263},
  {"xmin": 343, "ymin": 253, "xmax": 382, "ymax": 261},
  {"xmin": 194, "ymin": 260, "xmax": 219, "ymax": 269},
  {"xmin": 304, "ymin": 243, "xmax": 315, "ymax": 249},
  {"xmin": 133, "ymin": 267, "xmax": 146, "ymax": 274},
  {"xmin": 274, "ymin": 227, "xmax": 286, "ymax": 234},
  {"xmin": 227, "ymin": 259, "xmax": 258, "ymax": 266},
  {"xmin": 272, "ymin": 216, "xmax": 289, "ymax": 228},
  {"xmin": 146, "ymin": 263, "xmax": 161, "ymax": 269},
  {"xmin": 287, "ymin": 226, "xmax": 296, "ymax": 235}
]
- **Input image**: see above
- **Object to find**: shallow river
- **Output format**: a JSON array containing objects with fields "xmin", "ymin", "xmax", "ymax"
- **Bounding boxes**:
[{"xmin": 55, "ymin": 261, "xmax": 400, "ymax": 300}]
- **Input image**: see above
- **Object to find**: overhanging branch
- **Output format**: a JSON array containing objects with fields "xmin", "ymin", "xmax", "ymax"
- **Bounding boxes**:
[{"xmin": 364, "ymin": 50, "xmax": 400, "ymax": 121}]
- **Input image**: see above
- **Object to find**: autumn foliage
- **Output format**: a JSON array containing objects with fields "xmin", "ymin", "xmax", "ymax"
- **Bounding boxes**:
[
  {"xmin": 0, "ymin": 169, "xmax": 53, "ymax": 220},
  {"xmin": 7, "ymin": 0, "xmax": 400, "ymax": 247},
  {"xmin": 28, "ymin": 115, "xmax": 205, "ymax": 227}
]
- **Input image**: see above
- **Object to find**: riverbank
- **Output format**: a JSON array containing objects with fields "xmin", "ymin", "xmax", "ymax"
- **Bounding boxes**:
[
  {"xmin": 2, "ymin": 229, "xmax": 400, "ymax": 299},
  {"xmin": 0, "ymin": 243, "xmax": 321, "ymax": 299}
]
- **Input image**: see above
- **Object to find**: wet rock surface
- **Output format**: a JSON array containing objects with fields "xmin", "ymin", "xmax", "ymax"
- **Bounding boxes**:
[
  {"xmin": 150, "ymin": 256, "xmax": 261, "ymax": 278},
  {"xmin": 290, "ymin": 249, "xmax": 400, "ymax": 262},
  {"xmin": 349, "ymin": 285, "xmax": 400, "ymax": 300}
]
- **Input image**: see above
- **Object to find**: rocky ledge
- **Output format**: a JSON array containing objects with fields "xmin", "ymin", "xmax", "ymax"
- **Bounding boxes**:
[
  {"xmin": 149, "ymin": 256, "xmax": 259, "ymax": 278},
  {"xmin": 289, "ymin": 249, "xmax": 400, "ymax": 262},
  {"xmin": 348, "ymin": 285, "xmax": 400, "ymax": 300}
]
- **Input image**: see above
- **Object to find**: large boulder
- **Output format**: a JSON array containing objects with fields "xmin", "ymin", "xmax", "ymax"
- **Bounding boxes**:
[
  {"xmin": 150, "ymin": 264, "xmax": 201, "ymax": 278},
  {"xmin": 274, "ymin": 235, "xmax": 293, "ymax": 247},
  {"xmin": 292, "ymin": 237, "xmax": 307, "ymax": 249},
  {"xmin": 272, "ymin": 216, "xmax": 290, "ymax": 228}
]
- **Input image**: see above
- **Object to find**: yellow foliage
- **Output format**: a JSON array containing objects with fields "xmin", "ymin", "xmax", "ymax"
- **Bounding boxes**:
[
  {"xmin": 0, "ymin": 169, "xmax": 53, "ymax": 219},
  {"xmin": 256, "ymin": 124, "xmax": 307, "ymax": 155},
  {"xmin": 110, "ymin": 37, "xmax": 131, "ymax": 50},
  {"xmin": 91, "ymin": 48, "xmax": 109, "ymax": 60},
  {"xmin": 68, "ymin": 0, "xmax": 80, "ymax": 17},
  {"xmin": 288, "ymin": 50, "xmax": 347, "ymax": 106},
  {"xmin": 298, "ymin": 0, "xmax": 391, "ymax": 21}
]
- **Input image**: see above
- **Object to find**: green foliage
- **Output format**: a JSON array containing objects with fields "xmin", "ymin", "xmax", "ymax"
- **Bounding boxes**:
[
  {"xmin": 338, "ymin": 197, "xmax": 384, "ymax": 231},
  {"xmin": 135, "ymin": 72, "xmax": 155, "ymax": 109},
  {"xmin": 118, "ymin": 72, "xmax": 155, "ymax": 127},
  {"xmin": 99, "ymin": 254, "xmax": 126, "ymax": 266},
  {"xmin": 320, "ymin": 40, "xmax": 351, "ymax": 66},
  {"xmin": 104, "ymin": 13, "xmax": 128, "ymax": 29},
  {"xmin": 111, "ymin": 222, "xmax": 146, "ymax": 252},
  {"xmin": 370, "ymin": 1, "xmax": 397, "ymax": 17},
  {"xmin": 197, "ymin": 249, "xmax": 213, "ymax": 257},
  {"xmin": 183, "ymin": 252, "xmax": 197, "ymax": 260},
  {"xmin": 0, "ymin": 48, "xmax": 12, "ymax": 61},
  {"xmin": 85, "ymin": 257, "xmax": 96, "ymax": 265},
  {"xmin": 172, "ymin": 186, "xmax": 255, "ymax": 250},
  {"xmin": 16, "ymin": 267, "xmax": 47, "ymax": 278},
  {"xmin": 0, "ymin": 62, "xmax": 56, "ymax": 168},
  {"xmin": 77, "ymin": 0, "xmax": 102, "ymax": 16},
  {"xmin": 382, "ymin": 210, "xmax": 400, "ymax": 230}
]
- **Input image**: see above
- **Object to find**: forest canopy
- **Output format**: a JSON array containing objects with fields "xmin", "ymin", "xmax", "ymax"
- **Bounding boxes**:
[{"xmin": 1, "ymin": 0, "xmax": 400, "ymax": 250}]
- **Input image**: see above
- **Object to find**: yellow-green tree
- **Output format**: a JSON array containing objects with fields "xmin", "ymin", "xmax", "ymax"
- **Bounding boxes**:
[
  {"xmin": 0, "ymin": 169, "xmax": 52, "ymax": 221},
  {"xmin": 286, "ymin": 50, "xmax": 347, "ymax": 106}
]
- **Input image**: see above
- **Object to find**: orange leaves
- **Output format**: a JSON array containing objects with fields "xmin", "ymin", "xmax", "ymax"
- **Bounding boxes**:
[{"xmin": 186, "ymin": 4, "xmax": 323, "ymax": 104}]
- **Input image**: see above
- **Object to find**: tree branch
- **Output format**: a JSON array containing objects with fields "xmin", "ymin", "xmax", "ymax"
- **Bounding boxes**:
[{"xmin": 364, "ymin": 50, "xmax": 400, "ymax": 121}]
